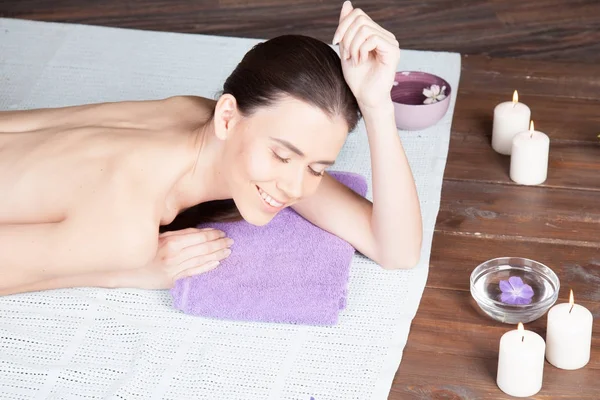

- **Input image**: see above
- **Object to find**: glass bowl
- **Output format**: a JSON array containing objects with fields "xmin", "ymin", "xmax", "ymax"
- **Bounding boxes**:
[{"xmin": 470, "ymin": 257, "xmax": 560, "ymax": 324}]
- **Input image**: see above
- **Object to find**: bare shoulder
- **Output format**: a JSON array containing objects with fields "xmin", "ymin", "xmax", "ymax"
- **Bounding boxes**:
[
  {"xmin": 0, "ymin": 99, "xmax": 138, "ymax": 133},
  {"xmin": 0, "ymin": 102, "xmax": 94, "ymax": 133},
  {"xmin": 0, "ymin": 95, "xmax": 213, "ymax": 133},
  {"xmin": 160, "ymin": 95, "xmax": 215, "ymax": 125}
]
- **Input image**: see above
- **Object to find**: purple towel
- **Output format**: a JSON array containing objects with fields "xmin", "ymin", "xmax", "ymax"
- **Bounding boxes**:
[{"xmin": 170, "ymin": 171, "xmax": 368, "ymax": 325}]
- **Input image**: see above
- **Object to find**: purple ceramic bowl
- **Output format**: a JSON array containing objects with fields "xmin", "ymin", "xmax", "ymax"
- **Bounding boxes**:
[{"xmin": 391, "ymin": 71, "xmax": 451, "ymax": 131}]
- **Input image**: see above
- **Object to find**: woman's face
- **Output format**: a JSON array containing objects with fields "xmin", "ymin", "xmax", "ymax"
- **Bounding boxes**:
[{"xmin": 219, "ymin": 95, "xmax": 349, "ymax": 226}]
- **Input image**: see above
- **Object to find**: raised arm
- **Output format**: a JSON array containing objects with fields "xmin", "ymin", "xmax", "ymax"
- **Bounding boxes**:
[
  {"xmin": 292, "ymin": 2, "xmax": 423, "ymax": 269},
  {"xmin": 292, "ymin": 110, "xmax": 423, "ymax": 270}
]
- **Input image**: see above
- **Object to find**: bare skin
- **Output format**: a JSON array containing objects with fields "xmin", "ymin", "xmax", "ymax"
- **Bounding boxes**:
[
  {"xmin": 0, "ymin": 96, "xmax": 236, "ymax": 294},
  {"xmin": 0, "ymin": 2, "xmax": 423, "ymax": 296}
]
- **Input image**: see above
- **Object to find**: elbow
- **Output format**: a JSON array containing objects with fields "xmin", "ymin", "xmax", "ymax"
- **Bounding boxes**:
[
  {"xmin": 379, "ymin": 255, "xmax": 420, "ymax": 270},
  {"xmin": 377, "ymin": 245, "xmax": 422, "ymax": 270}
]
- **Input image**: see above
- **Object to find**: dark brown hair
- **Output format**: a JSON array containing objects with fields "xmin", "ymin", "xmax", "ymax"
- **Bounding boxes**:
[{"xmin": 161, "ymin": 35, "xmax": 360, "ymax": 232}]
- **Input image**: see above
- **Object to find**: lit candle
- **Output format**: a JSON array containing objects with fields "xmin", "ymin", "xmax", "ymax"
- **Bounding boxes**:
[
  {"xmin": 545, "ymin": 290, "xmax": 593, "ymax": 370},
  {"xmin": 492, "ymin": 90, "xmax": 531, "ymax": 155},
  {"xmin": 509, "ymin": 121, "xmax": 550, "ymax": 185},
  {"xmin": 497, "ymin": 322, "xmax": 545, "ymax": 398}
]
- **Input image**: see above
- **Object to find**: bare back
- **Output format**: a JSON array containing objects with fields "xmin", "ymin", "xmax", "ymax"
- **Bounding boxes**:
[{"xmin": 0, "ymin": 96, "xmax": 212, "ymax": 271}]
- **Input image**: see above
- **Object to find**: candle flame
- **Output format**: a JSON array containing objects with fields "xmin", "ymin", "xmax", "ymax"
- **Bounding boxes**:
[
  {"xmin": 569, "ymin": 289, "xmax": 574, "ymax": 306},
  {"xmin": 529, "ymin": 120, "xmax": 534, "ymax": 138},
  {"xmin": 512, "ymin": 90, "xmax": 519, "ymax": 104},
  {"xmin": 518, "ymin": 322, "xmax": 525, "ymax": 342}
]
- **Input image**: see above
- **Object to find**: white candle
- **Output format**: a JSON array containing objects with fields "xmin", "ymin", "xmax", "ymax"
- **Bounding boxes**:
[
  {"xmin": 492, "ymin": 90, "xmax": 531, "ymax": 155},
  {"xmin": 510, "ymin": 121, "xmax": 550, "ymax": 185},
  {"xmin": 497, "ymin": 322, "xmax": 545, "ymax": 398},
  {"xmin": 546, "ymin": 290, "xmax": 593, "ymax": 370}
]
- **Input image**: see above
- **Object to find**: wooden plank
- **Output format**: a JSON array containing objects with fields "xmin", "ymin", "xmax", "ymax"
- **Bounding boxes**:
[
  {"xmin": 452, "ymin": 91, "xmax": 600, "ymax": 143},
  {"xmin": 491, "ymin": 0, "xmax": 600, "ymax": 27},
  {"xmin": 460, "ymin": 55, "xmax": 600, "ymax": 101},
  {"xmin": 444, "ymin": 133, "xmax": 600, "ymax": 190},
  {"xmin": 392, "ymin": 348, "xmax": 599, "ymax": 399},
  {"xmin": 406, "ymin": 288, "xmax": 600, "ymax": 361},
  {"xmin": 428, "ymin": 233, "xmax": 600, "ymax": 301},
  {"xmin": 390, "ymin": 287, "xmax": 600, "ymax": 398},
  {"xmin": 389, "ymin": 288, "xmax": 600, "ymax": 400},
  {"xmin": 435, "ymin": 180, "xmax": 600, "ymax": 244},
  {"xmin": 3, "ymin": 1, "xmax": 600, "ymax": 63}
]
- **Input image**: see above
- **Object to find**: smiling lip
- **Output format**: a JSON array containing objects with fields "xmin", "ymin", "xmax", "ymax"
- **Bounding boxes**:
[{"xmin": 256, "ymin": 185, "xmax": 287, "ymax": 211}]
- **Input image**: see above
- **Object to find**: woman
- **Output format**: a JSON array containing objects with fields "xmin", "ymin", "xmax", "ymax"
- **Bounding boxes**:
[{"xmin": 0, "ymin": 1, "xmax": 422, "ymax": 296}]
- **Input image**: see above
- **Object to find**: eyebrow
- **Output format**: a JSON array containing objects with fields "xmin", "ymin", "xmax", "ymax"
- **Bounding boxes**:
[{"xmin": 270, "ymin": 137, "xmax": 335, "ymax": 166}]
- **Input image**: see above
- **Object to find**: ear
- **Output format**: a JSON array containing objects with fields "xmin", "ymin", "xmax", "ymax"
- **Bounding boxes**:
[{"xmin": 213, "ymin": 94, "xmax": 238, "ymax": 141}]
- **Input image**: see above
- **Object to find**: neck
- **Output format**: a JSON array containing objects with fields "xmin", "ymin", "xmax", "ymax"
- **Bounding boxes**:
[{"xmin": 171, "ymin": 117, "xmax": 231, "ymax": 213}]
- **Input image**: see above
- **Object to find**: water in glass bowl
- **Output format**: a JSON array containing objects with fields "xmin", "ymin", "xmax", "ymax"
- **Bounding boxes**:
[
  {"xmin": 470, "ymin": 258, "xmax": 560, "ymax": 324},
  {"xmin": 472, "ymin": 264, "xmax": 556, "ymax": 306}
]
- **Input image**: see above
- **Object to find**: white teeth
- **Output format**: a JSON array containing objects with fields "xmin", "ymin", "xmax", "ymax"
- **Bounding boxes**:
[{"xmin": 258, "ymin": 187, "xmax": 284, "ymax": 208}]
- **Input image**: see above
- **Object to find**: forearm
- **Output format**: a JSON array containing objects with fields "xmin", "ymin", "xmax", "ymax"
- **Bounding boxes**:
[{"xmin": 362, "ymin": 102, "xmax": 423, "ymax": 268}]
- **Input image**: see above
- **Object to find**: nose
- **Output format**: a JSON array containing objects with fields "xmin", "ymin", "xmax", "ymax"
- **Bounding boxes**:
[{"xmin": 277, "ymin": 167, "xmax": 305, "ymax": 200}]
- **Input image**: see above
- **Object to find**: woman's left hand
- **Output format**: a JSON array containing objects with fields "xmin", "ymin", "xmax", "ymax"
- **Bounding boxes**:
[{"xmin": 332, "ymin": 1, "xmax": 400, "ymax": 111}]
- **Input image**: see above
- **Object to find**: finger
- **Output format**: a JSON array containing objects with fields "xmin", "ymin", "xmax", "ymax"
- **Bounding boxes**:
[
  {"xmin": 181, "ymin": 230, "xmax": 229, "ymax": 249},
  {"xmin": 358, "ymin": 38, "xmax": 371, "ymax": 65},
  {"xmin": 160, "ymin": 227, "xmax": 199, "ymax": 237},
  {"xmin": 357, "ymin": 34, "xmax": 400, "ymax": 66},
  {"xmin": 335, "ymin": 15, "xmax": 396, "ymax": 64},
  {"xmin": 340, "ymin": 14, "xmax": 371, "ymax": 61},
  {"xmin": 347, "ymin": 24, "xmax": 377, "ymax": 64},
  {"xmin": 338, "ymin": 0, "xmax": 354, "ymax": 24},
  {"xmin": 369, "ymin": 21, "xmax": 396, "ymax": 43},
  {"xmin": 341, "ymin": 16, "xmax": 396, "ymax": 58},
  {"xmin": 163, "ymin": 230, "xmax": 229, "ymax": 253},
  {"xmin": 177, "ymin": 237, "xmax": 234, "ymax": 261},
  {"xmin": 173, "ymin": 260, "xmax": 221, "ymax": 281},
  {"xmin": 177, "ymin": 246, "xmax": 232, "ymax": 272},
  {"xmin": 333, "ymin": 2, "xmax": 360, "ymax": 45},
  {"xmin": 160, "ymin": 227, "xmax": 223, "ymax": 238},
  {"xmin": 333, "ymin": 4, "xmax": 396, "ymax": 45},
  {"xmin": 334, "ymin": 9, "xmax": 367, "ymax": 50},
  {"xmin": 350, "ymin": 28, "xmax": 398, "ymax": 65}
]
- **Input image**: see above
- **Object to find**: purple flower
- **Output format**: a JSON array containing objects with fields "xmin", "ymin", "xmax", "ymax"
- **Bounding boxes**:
[{"xmin": 499, "ymin": 276, "xmax": 534, "ymax": 305}]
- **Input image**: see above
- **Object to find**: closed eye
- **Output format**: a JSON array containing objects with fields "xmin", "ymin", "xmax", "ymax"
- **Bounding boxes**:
[
  {"xmin": 272, "ymin": 151, "xmax": 290, "ymax": 164},
  {"xmin": 309, "ymin": 168, "xmax": 325, "ymax": 177},
  {"xmin": 272, "ymin": 150, "xmax": 325, "ymax": 177}
]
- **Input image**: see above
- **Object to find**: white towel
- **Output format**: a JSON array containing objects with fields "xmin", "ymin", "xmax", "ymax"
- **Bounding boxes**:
[{"xmin": 0, "ymin": 18, "xmax": 461, "ymax": 400}]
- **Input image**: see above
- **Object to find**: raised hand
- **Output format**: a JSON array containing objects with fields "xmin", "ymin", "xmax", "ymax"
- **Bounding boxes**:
[{"xmin": 332, "ymin": 1, "xmax": 401, "ymax": 111}]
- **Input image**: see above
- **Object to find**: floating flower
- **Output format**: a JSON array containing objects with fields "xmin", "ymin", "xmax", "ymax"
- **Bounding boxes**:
[
  {"xmin": 423, "ymin": 84, "xmax": 447, "ymax": 104},
  {"xmin": 499, "ymin": 276, "xmax": 534, "ymax": 305}
]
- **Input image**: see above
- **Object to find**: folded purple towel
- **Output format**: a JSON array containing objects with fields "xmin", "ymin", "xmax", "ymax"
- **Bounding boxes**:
[{"xmin": 170, "ymin": 171, "xmax": 368, "ymax": 325}]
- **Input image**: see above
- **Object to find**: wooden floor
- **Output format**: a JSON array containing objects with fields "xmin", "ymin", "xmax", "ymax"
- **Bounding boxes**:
[
  {"xmin": 2, "ymin": 1, "xmax": 599, "ymax": 399},
  {"xmin": 2, "ymin": 0, "xmax": 600, "ymax": 64},
  {"xmin": 393, "ymin": 56, "xmax": 600, "ymax": 399}
]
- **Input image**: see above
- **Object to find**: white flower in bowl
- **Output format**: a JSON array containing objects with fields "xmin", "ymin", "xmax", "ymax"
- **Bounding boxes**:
[{"xmin": 423, "ymin": 84, "xmax": 447, "ymax": 104}]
